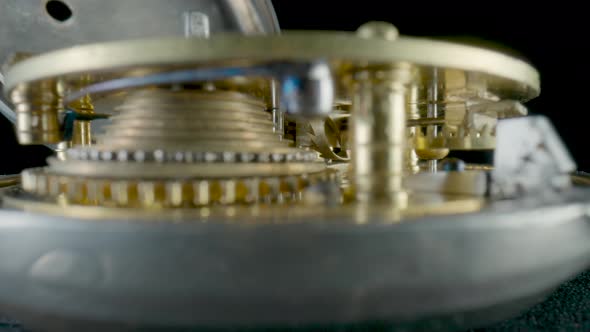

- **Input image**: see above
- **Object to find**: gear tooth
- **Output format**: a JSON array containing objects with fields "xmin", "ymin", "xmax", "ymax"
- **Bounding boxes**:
[
  {"xmin": 166, "ymin": 151, "xmax": 177, "ymax": 163},
  {"xmin": 174, "ymin": 151, "xmax": 186, "ymax": 163},
  {"xmin": 210, "ymin": 180, "xmax": 223, "ymax": 204},
  {"xmin": 266, "ymin": 178, "xmax": 281, "ymax": 204},
  {"xmin": 133, "ymin": 150, "xmax": 146, "ymax": 162},
  {"xmin": 280, "ymin": 177, "xmax": 293, "ymax": 202},
  {"xmin": 21, "ymin": 169, "xmax": 35, "ymax": 192},
  {"xmin": 257, "ymin": 153, "xmax": 270, "ymax": 163},
  {"xmin": 18, "ymin": 169, "xmax": 332, "ymax": 209},
  {"xmin": 239, "ymin": 152, "xmax": 254, "ymax": 163},
  {"xmin": 220, "ymin": 180, "xmax": 236, "ymax": 205},
  {"xmin": 56, "ymin": 147, "xmax": 312, "ymax": 165},
  {"xmin": 27, "ymin": 172, "xmax": 39, "ymax": 194},
  {"xmin": 234, "ymin": 180, "xmax": 248, "ymax": 204},
  {"xmin": 291, "ymin": 176, "xmax": 304, "ymax": 202},
  {"xmin": 112, "ymin": 181, "xmax": 130, "ymax": 206},
  {"xmin": 94, "ymin": 180, "xmax": 108, "ymax": 205},
  {"xmin": 117, "ymin": 150, "xmax": 129, "ymax": 162},
  {"xmin": 63, "ymin": 181, "xmax": 72, "ymax": 201},
  {"xmin": 67, "ymin": 148, "xmax": 79, "ymax": 160},
  {"xmin": 66, "ymin": 180, "xmax": 85, "ymax": 204},
  {"xmin": 156, "ymin": 182, "xmax": 168, "ymax": 206},
  {"xmin": 184, "ymin": 151, "xmax": 194, "ymax": 163},
  {"xmin": 193, "ymin": 180, "xmax": 210, "ymax": 206},
  {"xmin": 86, "ymin": 180, "xmax": 99, "ymax": 204},
  {"xmin": 129, "ymin": 182, "xmax": 140, "ymax": 206},
  {"xmin": 154, "ymin": 150, "xmax": 165, "ymax": 163},
  {"xmin": 138, "ymin": 181, "xmax": 156, "ymax": 206},
  {"xmin": 271, "ymin": 153, "xmax": 285, "ymax": 163},
  {"xmin": 79, "ymin": 149, "xmax": 89, "ymax": 160},
  {"xmin": 246, "ymin": 178, "xmax": 259, "ymax": 203},
  {"xmin": 204, "ymin": 152, "xmax": 218, "ymax": 163},
  {"xmin": 182, "ymin": 181, "xmax": 194, "ymax": 206},
  {"xmin": 166, "ymin": 181, "xmax": 184, "ymax": 207},
  {"xmin": 258, "ymin": 179, "xmax": 271, "ymax": 204},
  {"xmin": 90, "ymin": 148, "xmax": 101, "ymax": 161},
  {"xmin": 101, "ymin": 150, "xmax": 114, "ymax": 161},
  {"xmin": 194, "ymin": 151, "xmax": 205, "ymax": 162},
  {"xmin": 222, "ymin": 152, "xmax": 236, "ymax": 163},
  {"xmin": 183, "ymin": 181, "xmax": 194, "ymax": 206}
]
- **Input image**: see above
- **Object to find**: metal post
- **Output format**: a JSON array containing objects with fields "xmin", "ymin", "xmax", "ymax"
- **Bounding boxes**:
[
  {"xmin": 427, "ymin": 68, "xmax": 439, "ymax": 173},
  {"xmin": 407, "ymin": 84, "xmax": 420, "ymax": 174},
  {"xmin": 351, "ymin": 65, "xmax": 414, "ymax": 207},
  {"xmin": 70, "ymin": 94, "xmax": 94, "ymax": 146}
]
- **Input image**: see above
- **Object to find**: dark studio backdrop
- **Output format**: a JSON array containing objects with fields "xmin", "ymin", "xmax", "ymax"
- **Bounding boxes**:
[
  {"xmin": 0, "ymin": 2, "xmax": 587, "ymax": 174},
  {"xmin": 273, "ymin": 0, "xmax": 586, "ymax": 169}
]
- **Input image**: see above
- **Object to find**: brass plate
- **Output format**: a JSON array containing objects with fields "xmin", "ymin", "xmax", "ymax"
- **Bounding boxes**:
[{"xmin": 4, "ymin": 32, "xmax": 539, "ymax": 103}]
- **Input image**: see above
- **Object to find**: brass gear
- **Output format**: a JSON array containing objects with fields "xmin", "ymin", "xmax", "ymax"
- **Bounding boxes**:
[
  {"xmin": 17, "ymin": 89, "xmax": 332, "ymax": 208},
  {"xmin": 64, "ymin": 147, "xmax": 318, "ymax": 164},
  {"xmin": 413, "ymin": 124, "xmax": 496, "ymax": 151},
  {"xmin": 22, "ymin": 167, "xmax": 335, "ymax": 208}
]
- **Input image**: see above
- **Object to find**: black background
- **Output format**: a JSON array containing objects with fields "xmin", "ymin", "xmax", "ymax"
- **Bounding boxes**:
[
  {"xmin": 271, "ymin": 1, "xmax": 586, "ymax": 168},
  {"xmin": 1, "ymin": 2, "xmax": 587, "ymax": 173}
]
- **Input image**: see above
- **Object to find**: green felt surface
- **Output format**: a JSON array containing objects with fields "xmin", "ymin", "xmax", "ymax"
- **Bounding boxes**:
[{"xmin": 2, "ymin": 271, "xmax": 589, "ymax": 331}]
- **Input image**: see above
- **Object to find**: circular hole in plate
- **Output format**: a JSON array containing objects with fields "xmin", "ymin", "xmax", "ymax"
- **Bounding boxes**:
[{"xmin": 45, "ymin": 0, "xmax": 73, "ymax": 22}]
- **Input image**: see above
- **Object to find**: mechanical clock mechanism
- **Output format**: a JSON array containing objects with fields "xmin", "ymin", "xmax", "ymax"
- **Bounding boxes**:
[{"xmin": 0, "ymin": 2, "xmax": 589, "ymax": 331}]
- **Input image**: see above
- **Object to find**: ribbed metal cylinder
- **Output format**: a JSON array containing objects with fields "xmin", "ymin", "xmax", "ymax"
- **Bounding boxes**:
[
  {"xmin": 97, "ymin": 89, "xmax": 286, "ymax": 151},
  {"xmin": 351, "ymin": 65, "xmax": 414, "ymax": 207}
]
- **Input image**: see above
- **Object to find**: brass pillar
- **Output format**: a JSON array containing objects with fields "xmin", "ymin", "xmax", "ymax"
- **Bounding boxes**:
[
  {"xmin": 406, "ymin": 84, "xmax": 420, "ymax": 174},
  {"xmin": 11, "ymin": 82, "xmax": 62, "ymax": 145},
  {"xmin": 351, "ymin": 64, "xmax": 414, "ymax": 207},
  {"xmin": 70, "ymin": 94, "xmax": 94, "ymax": 146}
]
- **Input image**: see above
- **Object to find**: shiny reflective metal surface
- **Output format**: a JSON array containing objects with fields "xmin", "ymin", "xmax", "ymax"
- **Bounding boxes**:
[
  {"xmin": 0, "ymin": 189, "xmax": 589, "ymax": 331},
  {"xmin": 0, "ymin": 0, "xmax": 279, "ymax": 66},
  {"xmin": 4, "ymin": 33, "xmax": 539, "ymax": 100}
]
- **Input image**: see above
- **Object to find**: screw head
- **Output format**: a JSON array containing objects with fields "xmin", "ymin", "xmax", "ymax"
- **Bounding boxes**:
[{"xmin": 357, "ymin": 21, "xmax": 399, "ymax": 41}]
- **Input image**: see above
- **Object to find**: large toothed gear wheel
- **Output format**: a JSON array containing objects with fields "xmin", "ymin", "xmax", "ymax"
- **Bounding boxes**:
[
  {"xmin": 63, "ymin": 147, "xmax": 318, "ymax": 164},
  {"xmin": 16, "ymin": 89, "xmax": 332, "ymax": 208},
  {"xmin": 21, "ymin": 165, "xmax": 333, "ymax": 207}
]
